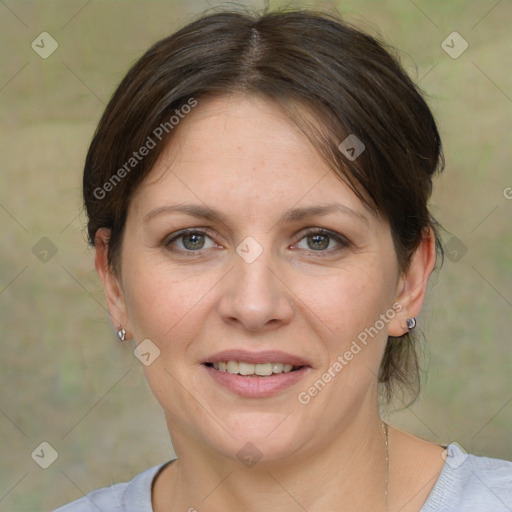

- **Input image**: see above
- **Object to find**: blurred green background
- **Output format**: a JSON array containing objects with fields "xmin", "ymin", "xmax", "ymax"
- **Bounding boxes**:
[{"xmin": 1, "ymin": 0, "xmax": 510, "ymax": 510}]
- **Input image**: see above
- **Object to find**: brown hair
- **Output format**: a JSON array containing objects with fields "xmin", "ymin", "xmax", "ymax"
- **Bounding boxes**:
[{"xmin": 83, "ymin": 6, "xmax": 445, "ymax": 402}]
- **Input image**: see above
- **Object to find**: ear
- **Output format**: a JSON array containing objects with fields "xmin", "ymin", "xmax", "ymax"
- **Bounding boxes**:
[
  {"xmin": 388, "ymin": 228, "xmax": 437, "ymax": 336},
  {"xmin": 94, "ymin": 228, "xmax": 131, "ymax": 338}
]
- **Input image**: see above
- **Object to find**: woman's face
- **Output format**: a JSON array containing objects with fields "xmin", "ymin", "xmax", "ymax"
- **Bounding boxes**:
[{"xmin": 102, "ymin": 93, "xmax": 412, "ymax": 462}]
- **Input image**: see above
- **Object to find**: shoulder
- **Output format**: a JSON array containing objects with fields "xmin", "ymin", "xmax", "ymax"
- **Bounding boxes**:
[
  {"xmin": 52, "ymin": 462, "xmax": 171, "ymax": 512},
  {"xmin": 421, "ymin": 442, "xmax": 512, "ymax": 512}
]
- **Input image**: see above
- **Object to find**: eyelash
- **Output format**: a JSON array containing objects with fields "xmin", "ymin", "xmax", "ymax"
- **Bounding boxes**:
[{"xmin": 163, "ymin": 227, "xmax": 350, "ymax": 258}]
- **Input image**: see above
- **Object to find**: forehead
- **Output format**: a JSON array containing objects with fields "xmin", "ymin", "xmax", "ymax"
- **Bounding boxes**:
[{"xmin": 130, "ymin": 93, "xmax": 372, "ymax": 223}]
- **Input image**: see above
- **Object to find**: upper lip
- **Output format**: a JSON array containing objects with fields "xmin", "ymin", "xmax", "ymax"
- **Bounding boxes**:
[{"xmin": 203, "ymin": 350, "xmax": 311, "ymax": 367}]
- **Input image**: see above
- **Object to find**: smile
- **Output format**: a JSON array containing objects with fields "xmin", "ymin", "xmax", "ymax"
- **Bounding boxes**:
[{"xmin": 202, "ymin": 350, "xmax": 311, "ymax": 398}]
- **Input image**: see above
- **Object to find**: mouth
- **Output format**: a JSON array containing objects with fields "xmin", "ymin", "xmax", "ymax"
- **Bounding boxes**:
[{"xmin": 202, "ymin": 350, "xmax": 311, "ymax": 398}]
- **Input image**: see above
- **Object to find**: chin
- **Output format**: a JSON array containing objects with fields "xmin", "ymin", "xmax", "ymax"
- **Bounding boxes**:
[{"xmin": 198, "ymin": 410, "xmax": 315, "ymax": 465}]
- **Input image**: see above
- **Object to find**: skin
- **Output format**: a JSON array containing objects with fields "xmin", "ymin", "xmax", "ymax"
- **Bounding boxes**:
[{"xmin": 95, "ymin": 93, "xmax": 445, "ymax": 511}]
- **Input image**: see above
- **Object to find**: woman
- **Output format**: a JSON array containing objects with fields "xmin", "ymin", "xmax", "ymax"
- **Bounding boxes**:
[{"xmin": 55, "ymin": 6, "xmax": 512, "ymax": 512}]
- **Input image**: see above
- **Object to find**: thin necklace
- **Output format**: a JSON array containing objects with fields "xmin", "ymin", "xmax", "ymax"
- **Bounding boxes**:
[{"xmin": 382, "ymin": 421, "xmax": 390, "ymax": 509}]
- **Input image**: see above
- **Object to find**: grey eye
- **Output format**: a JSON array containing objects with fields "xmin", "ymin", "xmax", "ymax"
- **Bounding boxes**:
[{"xmin": 166, "ymin": 230, "xmax": 216, "ymax": 251}]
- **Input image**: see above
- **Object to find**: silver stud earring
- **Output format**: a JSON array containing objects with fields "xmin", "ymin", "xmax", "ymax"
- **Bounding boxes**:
[
  {"xmin": 406, "ymin": 318, "xmax": 416, "ymax": 331},
  {"xmin": 116, "ymin": 328, "xmax": 126, "ymax": 341}
]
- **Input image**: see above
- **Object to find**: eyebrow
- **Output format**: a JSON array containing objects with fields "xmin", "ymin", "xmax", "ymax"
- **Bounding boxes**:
[{"xmin": 143, "ymin": 202, "xmax": 369, "ymax": 228}]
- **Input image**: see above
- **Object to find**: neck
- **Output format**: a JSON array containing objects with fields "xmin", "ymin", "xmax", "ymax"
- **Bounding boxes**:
[{"xmin": 154, "ymin": 410, "xmax": 390, "ymax": 512}]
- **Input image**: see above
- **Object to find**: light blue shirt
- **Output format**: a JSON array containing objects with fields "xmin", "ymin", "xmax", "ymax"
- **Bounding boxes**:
[{"xmin": 53, "ymin": 443, "xmax": 512, "ymax": 511}]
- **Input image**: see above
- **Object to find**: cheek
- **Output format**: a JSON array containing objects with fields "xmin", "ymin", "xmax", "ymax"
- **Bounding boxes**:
[
  {"xmin": 299, "ymin": 262, "xmax": 397, "ymax": 404},
  {"xmin": 302, "ymin": 261, "xmax": 395, "ymax": 339},
  {"xmin": 121, "ymin": 255, "xmax": 219, "ymax": 348}
]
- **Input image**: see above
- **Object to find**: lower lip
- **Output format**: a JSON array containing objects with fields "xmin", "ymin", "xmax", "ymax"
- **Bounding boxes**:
[{"xmin": 203, "ymin": 365, "xmax": 310, "ymax": 398}]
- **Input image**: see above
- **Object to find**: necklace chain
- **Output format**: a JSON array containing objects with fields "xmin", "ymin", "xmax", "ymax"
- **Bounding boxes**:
[{"xmin": 382, "ymin": 421, "xmax": 390, "ymax": 509}]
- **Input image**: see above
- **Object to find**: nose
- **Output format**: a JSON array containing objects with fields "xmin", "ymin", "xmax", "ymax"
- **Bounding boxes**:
[{"xmin": 217, "ymin": 243, "xmax": 294, "ymax": 332}]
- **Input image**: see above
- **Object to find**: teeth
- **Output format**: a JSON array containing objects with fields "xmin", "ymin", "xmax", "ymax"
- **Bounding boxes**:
[
  {"xmin": 210, "ymin": 360, "xmax": 298, "ymax": 376},
  {"xmin": 227, "ymin": 361, "xmax": 238, "ymax": 374},
  {"xmin": 255, "ymin": 363, "xmax": 273, "ymax": 376},
  {"xmin": 272, "ymin": 363, "xmax": 284, "ymax": 373},
  {"xmin": 238, "ymin": 361, "xmax": 255, "ymax": 375}
]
